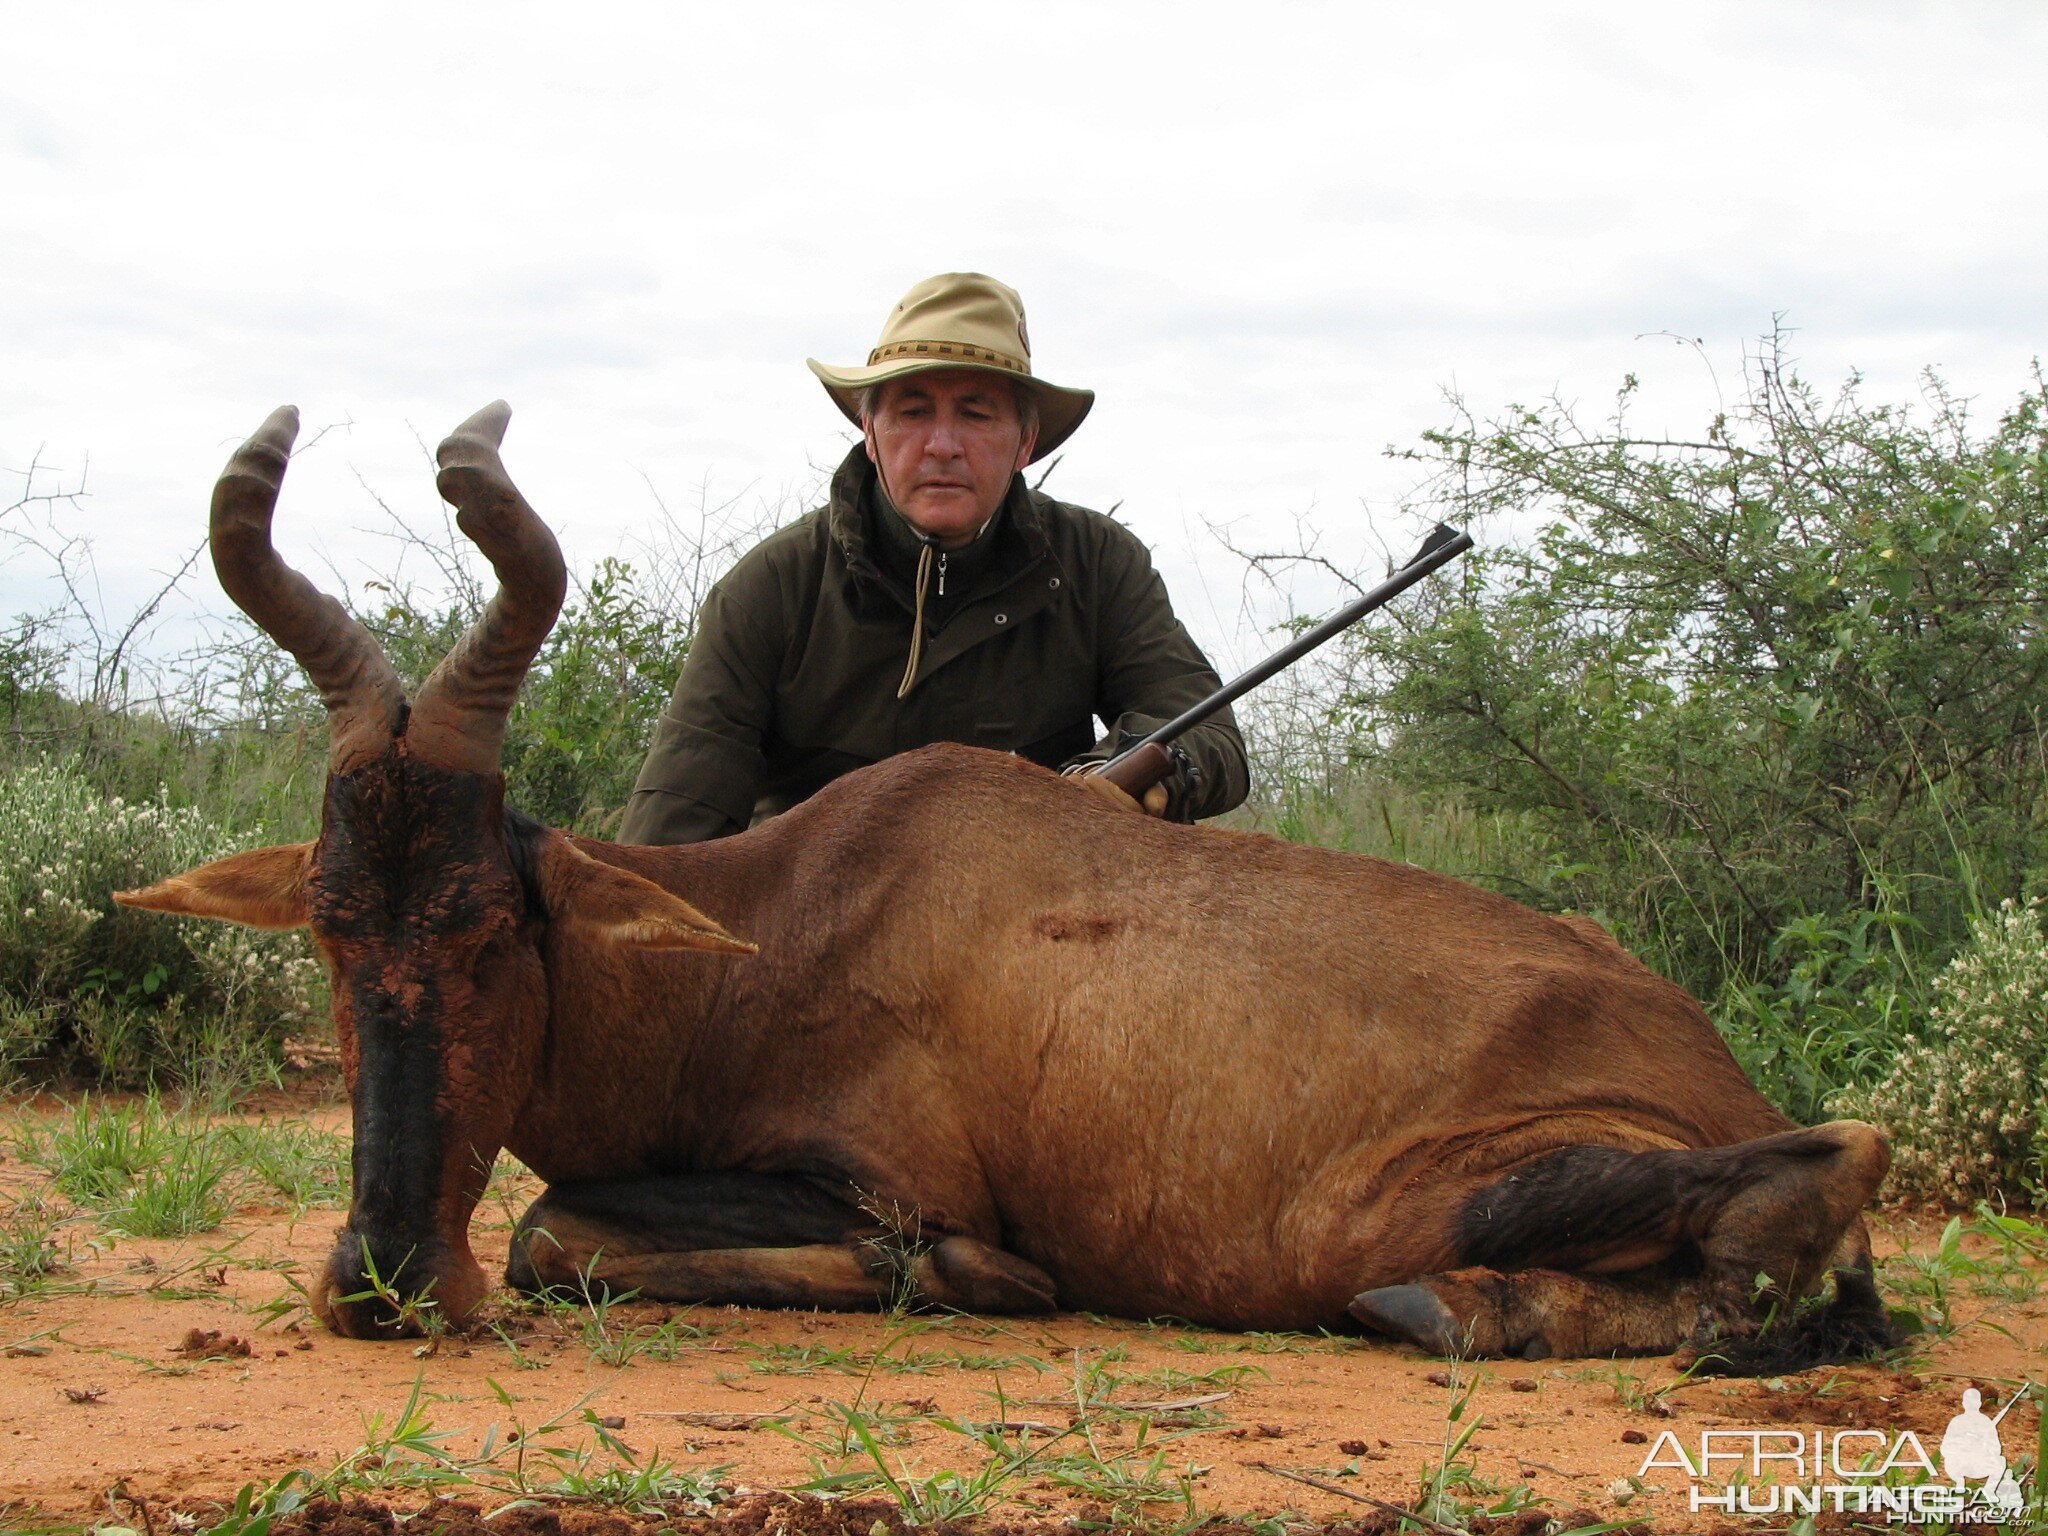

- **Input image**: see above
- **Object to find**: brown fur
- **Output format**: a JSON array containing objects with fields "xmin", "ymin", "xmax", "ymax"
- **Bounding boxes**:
[
  {"xmin": 123, "ymin": 403, "xmax": 1892, "ymax": 1358},
  {"xmin": 129, "ymin": 741, "xmax": 1889, "ymax": 1347},
  {"xmin": 512, "ymin": 747, "xmax": 1830, "ymax": 1328}
]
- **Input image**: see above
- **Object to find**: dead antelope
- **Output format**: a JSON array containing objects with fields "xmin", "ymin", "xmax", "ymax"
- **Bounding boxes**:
[{"xmin": 119, "ymin": 403, "xmax": 1896, "ymax": 1369}]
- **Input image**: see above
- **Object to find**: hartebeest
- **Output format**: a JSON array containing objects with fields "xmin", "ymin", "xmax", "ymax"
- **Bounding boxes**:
[{"xmin": 119, "ymin": 403, "xmax": 1896, "ymax": 1367}]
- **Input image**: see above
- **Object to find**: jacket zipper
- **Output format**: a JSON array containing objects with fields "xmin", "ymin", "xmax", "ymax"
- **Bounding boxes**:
[{"xmin": 936, "ymin": 550, "xmax": 948, "ymax": 597}]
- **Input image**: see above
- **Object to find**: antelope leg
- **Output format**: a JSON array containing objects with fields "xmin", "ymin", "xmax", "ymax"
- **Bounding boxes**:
[{"xmin": 506, "ymin": 1171, "xmax": 1055, "ymax": 1313}]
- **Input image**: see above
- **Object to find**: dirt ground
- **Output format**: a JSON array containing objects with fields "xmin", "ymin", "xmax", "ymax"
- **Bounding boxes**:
[{"xmin": 2, "ymin": 1089, "xmax": 2044, "ymax": 1534}]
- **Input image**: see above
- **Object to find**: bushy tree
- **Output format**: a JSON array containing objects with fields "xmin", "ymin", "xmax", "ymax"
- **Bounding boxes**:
[{"xmin": 1320, "ymin": 342, "xmax": 2048, "ymax": 1115}]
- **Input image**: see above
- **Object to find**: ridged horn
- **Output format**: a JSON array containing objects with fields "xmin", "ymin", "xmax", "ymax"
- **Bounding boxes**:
[
  {"xmin": 405, "ymin": 401, "xmax": 567, "ymax": 774},
  {"xmin": 210, "ymin": 406, "xmax": 407, "ymax": 773}
]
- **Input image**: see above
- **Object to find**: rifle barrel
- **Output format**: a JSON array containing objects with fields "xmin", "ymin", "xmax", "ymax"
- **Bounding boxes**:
[{"xmin": 1101, "ymin": 524, "xmax": 1474, "ymax": 775}]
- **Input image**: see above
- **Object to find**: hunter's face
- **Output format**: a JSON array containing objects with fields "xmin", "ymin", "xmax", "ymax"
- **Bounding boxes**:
[{"xmin": 864, "ymin": 370, "xmax": 1038, "ymax": 549}]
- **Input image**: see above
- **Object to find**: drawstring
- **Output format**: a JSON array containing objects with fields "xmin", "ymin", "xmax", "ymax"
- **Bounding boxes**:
[{"xmin": 897, "ymin": 540, "xmax": 935, "ymax": 699}]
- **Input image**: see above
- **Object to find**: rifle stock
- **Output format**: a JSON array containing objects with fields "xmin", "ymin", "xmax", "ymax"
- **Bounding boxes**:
[{"xmin": 1094, "ymin": 741, "xmax": 1177, "ymax": 799}]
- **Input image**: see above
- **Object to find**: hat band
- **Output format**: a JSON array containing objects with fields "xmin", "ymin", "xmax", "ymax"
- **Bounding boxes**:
[{"xmin": 866, "ymin": 339, "xmax": 1029, "ymax": 374}]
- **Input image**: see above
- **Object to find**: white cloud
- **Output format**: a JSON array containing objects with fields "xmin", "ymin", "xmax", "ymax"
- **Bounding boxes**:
[{"xmin": 4, "ymin": 0, "xmax": 2044, "ymax": 675}]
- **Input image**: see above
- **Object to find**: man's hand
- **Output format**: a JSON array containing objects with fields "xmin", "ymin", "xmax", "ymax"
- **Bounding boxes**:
[{"xmin": 1072, "ymin": 770, "xmax": 1169, "ymax": 817}]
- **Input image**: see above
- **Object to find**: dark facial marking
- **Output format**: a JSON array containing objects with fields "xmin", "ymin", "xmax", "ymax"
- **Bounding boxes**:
[{"xmin": 310, "ymin": 751, "xmax": 524, "ymax": 1286}]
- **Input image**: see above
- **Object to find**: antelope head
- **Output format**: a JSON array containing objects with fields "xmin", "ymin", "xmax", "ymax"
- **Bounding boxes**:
[{"xmin": 117, "ymin": 404, "xmax": 751, "ymax": 1337}]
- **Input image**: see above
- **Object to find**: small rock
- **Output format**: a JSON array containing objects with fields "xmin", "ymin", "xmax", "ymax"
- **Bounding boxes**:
[
  {"xmin": 1509, "ymin": 1377, "xmax": 1538, "ymax": 1392},
  {"xmin": 597, "ymin": 1415, "xmax": 626, "ymax": 1430},
  {"xmin": 1338, "ymin": 1439, "xmax": 1372, "ymax": 1455},
  {"xmin": 1426, "ymin": 1369, "xmax": 1453, "ymax": 1387},
  {"xmin": 1621, "ymin": 1428, "xmax": 1648, "ymax": 1444}
]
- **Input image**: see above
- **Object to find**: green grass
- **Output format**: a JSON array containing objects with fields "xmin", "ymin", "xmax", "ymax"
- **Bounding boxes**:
[
  {"xmin": 572, "ymin": 1291, "xmax": 718, "ymax": 1369},
  {"xmin": 737, "ymin": 1336, "xmax": 1049, "ymax": 1379},
  {"xmin": 11, "ymin": 1097, "xmax": 351, "ymax": 1243},
  {"xmin": 1876, "ymin": 1208, "xmax": 2048, "ymax": 1342},
  {"xmin": 315, "ymin": 1374, "xmax": 731, "ymax": 1512},
  {"xmin": 220, "ymin": 1119, "xmax": 350, "ymax": 1209},
  {"xmin": 27, "ymin": 1094, "xmax": 236, "ymax": 1238},
  {"xmin": 0, "ymin": 1191, "xmax": 68, "ymax": 1299},
  {"xmin": 96, "ymin": 1372, "xmax": 735, "ymax": 1524},
  {"xmin": 1158, "ymin": 1327, "xmax": 1335, "ymax": 1356},
  {"xmin": 769, "ymin": 1335, "xmax": 1219, "ymax": 1527},
  {"xmin": 109, "ymin": 1132, "xmax": 234, "ymax": 1236},
  {"xmin": 501, "ymin": 1253, "xmax": 755, "ymax": 1370},
  {"xmin": 1570, "ymin": 1359, "xmax": 1710, "ymax": 1418}
]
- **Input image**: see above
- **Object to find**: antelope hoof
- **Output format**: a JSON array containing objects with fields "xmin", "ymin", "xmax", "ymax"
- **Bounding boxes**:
[
  {"xmin": 1350, "ymin": 1283, "xmax": 1465, "ymax": 1356},
  {"xmin": 931, "ymin": 1236, "xmax": 1058, "ymax": 1313}
]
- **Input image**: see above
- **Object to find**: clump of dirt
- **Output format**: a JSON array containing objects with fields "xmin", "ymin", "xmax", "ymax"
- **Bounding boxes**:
[
  {"xmin": 174, "ymin": 1327, "xmax": 253, "ymax": 1359},
  {"xmin": 1724, "ymin": 1371, "xmax": 2010, "ymax": 1436},
  {"xmin": 265, "ymin": 1495, "xmax": 652, "ymax": 1536},
  {"xmin": 236, "ymin": 1493, "xmax": 1628, "ymax": 1536}
]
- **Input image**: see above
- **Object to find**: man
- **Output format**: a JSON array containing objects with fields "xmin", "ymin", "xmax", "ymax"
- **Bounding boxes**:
[{"xmin": 621, "ymin": 272, "xmax": 1248, "ymax": 845}]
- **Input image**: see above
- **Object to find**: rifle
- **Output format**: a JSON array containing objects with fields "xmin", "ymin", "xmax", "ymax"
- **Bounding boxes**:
[{"xmin": 1085, "ymin": 523, "xmax": 1475, "ymax": 802}]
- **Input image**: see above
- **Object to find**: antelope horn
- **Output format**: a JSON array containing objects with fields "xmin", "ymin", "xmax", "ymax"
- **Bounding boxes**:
[
  {"xmin": 211, "ymin": 406, "xmax": 408, "ymax": 773},
  {"xmin": 406, "ymin": 401, "xmax": 567, "ymax": 774}
]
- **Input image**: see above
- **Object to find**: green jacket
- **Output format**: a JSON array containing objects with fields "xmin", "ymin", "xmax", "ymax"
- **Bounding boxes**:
[{"xmin": 620, "ymin": 447, "xmax": 1249, "ymax": 845}]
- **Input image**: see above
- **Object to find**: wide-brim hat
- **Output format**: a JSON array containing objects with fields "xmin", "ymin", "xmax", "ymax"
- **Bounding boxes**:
[{"xmin": 808, "ymin": 272, "xmax": 1093, "ymax": 464}]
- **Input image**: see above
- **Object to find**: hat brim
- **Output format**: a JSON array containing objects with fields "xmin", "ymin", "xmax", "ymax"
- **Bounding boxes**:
[{"xmin": 808, "ymin": 356, "xmax": 1093, "ymax": 464}]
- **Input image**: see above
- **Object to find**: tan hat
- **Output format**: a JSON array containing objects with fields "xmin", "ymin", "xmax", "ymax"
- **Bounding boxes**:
[{"xmin": 808, "ymin": 273, "xmax": 1093, "ymax": 463}]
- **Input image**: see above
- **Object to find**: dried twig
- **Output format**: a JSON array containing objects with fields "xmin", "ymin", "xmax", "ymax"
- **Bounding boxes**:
[
  {"xmin": 107, "ymin": 1480, "xmax": 156, "ymax": 1536},
  {"xmin": 1113, "ymin": 1389, "xmax": 1234, "ymax": 1412},
  {"xmin": 1021, "ymin": 1387, "xmax": 1233, "ymax": 1413},
  {"xmin": 643, "ymin": 1409, "xmax": 805, "ymax": 1428},
  {"xmin": 1252, "ymin": 1462, "xmax": 1466, "ymax": 1536}
]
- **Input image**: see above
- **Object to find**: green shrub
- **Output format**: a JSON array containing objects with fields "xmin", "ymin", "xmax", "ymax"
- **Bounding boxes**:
[
  {"xmin": 1264, "ymin": 344, "xmax": 2048, "ymax": 1117},
  {"xmin": 499, "ymin": 557, "xmax": 693, "ymax": 834},
  {"xmin": 1714, "ymin": 909, "xmax": 1917, "ymax": 1126},
  {"xmin": 0, "ymin": 757, "xmax": 321, "ymax": 1086},
  {"xmin": 358, "ymin": 556, "xmax": 692, "ymax": 835},
  {"xmin": 1832, "ymin": 900, "xmax": 2048, "ymax": 1205}
]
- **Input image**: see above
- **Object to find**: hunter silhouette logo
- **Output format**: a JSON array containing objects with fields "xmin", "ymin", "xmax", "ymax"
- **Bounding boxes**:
[{"xmin": 1940, "ymin": 1388, "xmax": 2026, "ymax": 1514}]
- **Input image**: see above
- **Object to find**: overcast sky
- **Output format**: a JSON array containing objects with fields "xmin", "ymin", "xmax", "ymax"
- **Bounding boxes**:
[{"xmin": 5, "ymin": 1, "xmax": 2045, "ymax": 677}]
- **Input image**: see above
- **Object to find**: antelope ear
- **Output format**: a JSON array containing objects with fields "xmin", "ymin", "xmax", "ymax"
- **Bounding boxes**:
[
  {"xmin": 536, "ymin": 836, "xmax": 756, "ymax": 954},
  {"xmin": 113, "ymin": 843, "xmax": 314, "ymax": 929}
]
